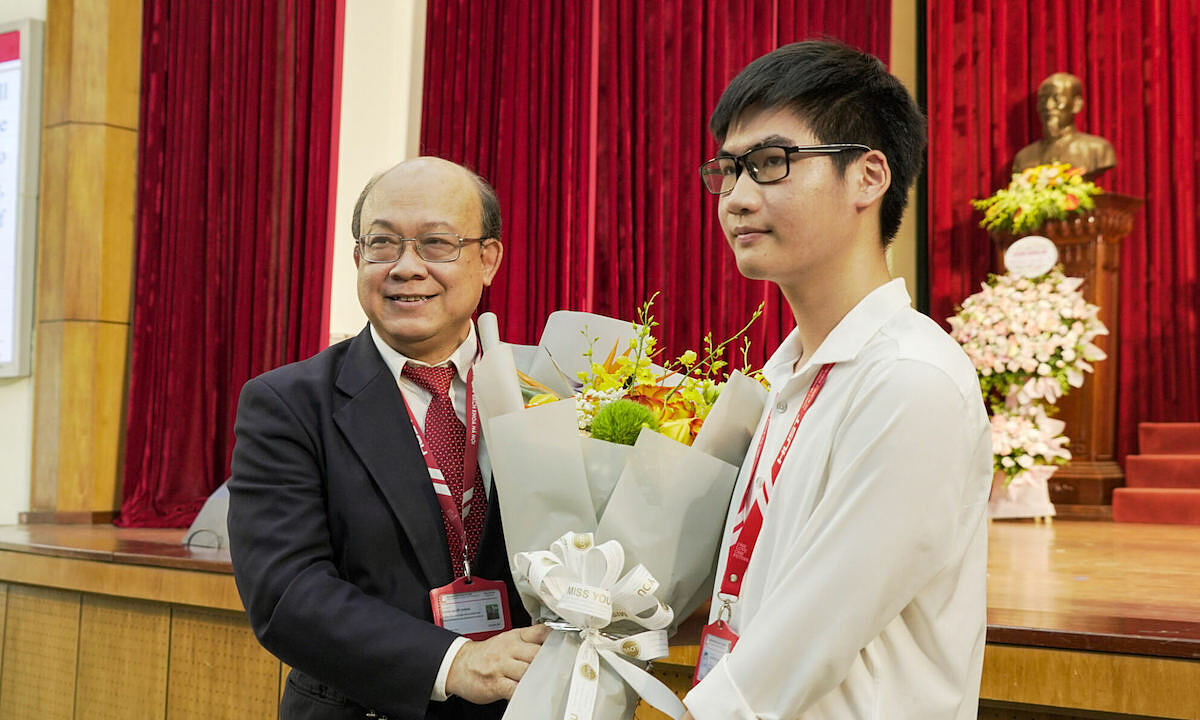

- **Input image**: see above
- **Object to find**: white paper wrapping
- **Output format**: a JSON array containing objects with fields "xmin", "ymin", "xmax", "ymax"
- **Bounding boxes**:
[
  {"xmin": 505, "ymin": 532, "xmax": 685, "ymax": 720},
  {"xmin": 474, "ymin": 312, "xmax": 767, "ymax": 720}
]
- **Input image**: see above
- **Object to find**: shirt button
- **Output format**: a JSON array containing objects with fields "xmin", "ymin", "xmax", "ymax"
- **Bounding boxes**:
[{"xmin": 776, "ymin": 400, "xmax": 788, "ymax": 413}]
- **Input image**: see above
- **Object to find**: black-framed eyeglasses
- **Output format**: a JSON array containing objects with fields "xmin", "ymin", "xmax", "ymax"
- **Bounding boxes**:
[
  {"xmin": 698, "ymin": 143, "xmax": 872, "ymax": 195},
  {"xmin": 355, "ymin": 232, "xmax": 491, "ymax": 264}
]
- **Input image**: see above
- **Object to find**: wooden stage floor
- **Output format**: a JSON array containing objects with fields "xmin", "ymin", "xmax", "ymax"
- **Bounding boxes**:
[
  {"xmin": 1, "ymin": 517, "xmax": 1197, "ymax": 656},
  {"xmin": 986, "ymin": 519, "xmax": 1200, "ymax": 658}
]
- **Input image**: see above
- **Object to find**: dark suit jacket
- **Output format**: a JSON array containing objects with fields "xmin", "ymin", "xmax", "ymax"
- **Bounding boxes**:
[{"xmin": 228, "ymin": 327, "xmax": 529, "ymax": 720}]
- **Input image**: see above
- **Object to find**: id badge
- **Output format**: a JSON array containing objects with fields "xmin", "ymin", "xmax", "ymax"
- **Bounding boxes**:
[
  {"xmin": 429, "ymin": 576, "xmax": 512, "ymax": 641},
  {"xmin": 693, "ymin": 620, "xmax": 739, "ymax": 686}
]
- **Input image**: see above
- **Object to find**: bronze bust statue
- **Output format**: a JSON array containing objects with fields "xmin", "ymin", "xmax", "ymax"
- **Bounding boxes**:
[{"xmin": 1013, "ymin": 72, "xmax": 1116, "ymax": 180}]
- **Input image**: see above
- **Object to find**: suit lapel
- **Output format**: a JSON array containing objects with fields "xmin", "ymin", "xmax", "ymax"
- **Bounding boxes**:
[{"xmin": 333, "ymin": 329, "xmax": 452, "ymax": 587}]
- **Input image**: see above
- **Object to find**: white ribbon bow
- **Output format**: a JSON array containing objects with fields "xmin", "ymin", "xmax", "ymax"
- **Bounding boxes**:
[{"xmin": 513, "ymin": 532, "xmax": 686, "ymax": 720}]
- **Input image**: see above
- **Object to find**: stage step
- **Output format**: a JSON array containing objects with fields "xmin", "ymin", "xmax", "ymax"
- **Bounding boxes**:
[
  {"xmin": 1124, "ymin": 455, "xmax": 1200, "ymax": 489},
  {"xmin": 1139, "ymin": 422, "xmax": 1200, "ymax": 455},
  {"xmin": 1112, "ymin": 488, "xmax": 1200, "ymax": 525}
]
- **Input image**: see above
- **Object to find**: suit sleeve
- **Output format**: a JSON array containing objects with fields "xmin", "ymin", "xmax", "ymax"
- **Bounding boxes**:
[{"xmin": 228, "ymin": 374, "xmax": 458, "ymax": 719}]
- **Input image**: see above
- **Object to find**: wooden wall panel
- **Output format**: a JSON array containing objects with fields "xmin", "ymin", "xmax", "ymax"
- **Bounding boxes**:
[
  {"xmin": 35, "ymin": 125, "xmax": 68, "ymax": 323},
  {"xmin": 0, "ymin": 586, "xmax": 81, "ymax": 720},
  {"xmin": 76, "ymin": 594, "xmax": 170, "ymax": 720},
  {"xmin": 66, "ymin": 0, "xmax": 142, "ymax": 127},
  {"xmin": 54, "ymin": 125, "xmax": 137, "ymax": 324},
  {"xmin": 42, "ymin": 0, "xmax": 141, "ymax": 128},
  {"xmin": 0, "ymin": 583, "xmax": 8, "ymax": 679},
  {"xmin": 30, "ymin": 320, "xmax": 62, "ymax": 510},
  {"xmin": 978, "ymin": 703, "xmax": 1124, "ymax": 720},
  {"xmin": 0, "ymin": 550, "xmax": 243, "ymax": 611},
  {"xmin": 56, "ymin": 322, "xmax": 130, "ymax": 512},
  {"xmin": 31, "ymin": 0, "xmax": 141, "ymax": 516},
  {"xmin": 166, "ymin": 607, "xmax": 281, "ymax": 720},
  {"xmin": 634, "ymin": 662, "xmax": 691, "ymax": 720},
  {"xmin": 981, "ymin": 644, "xmax": 1200, "ymax": 719},
  {"xmin": 33, "ymin": 321, "xmax": 131, "ymax": 513}
]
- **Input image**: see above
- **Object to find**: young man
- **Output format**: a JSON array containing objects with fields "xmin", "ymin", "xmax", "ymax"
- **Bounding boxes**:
[
  {"xmin": 684, "ymin": 41, "xmax": 992, "ymax": 719},
  {"xmin": 228, "ymin": 158, "xmax": 548, "ymax": 719}
]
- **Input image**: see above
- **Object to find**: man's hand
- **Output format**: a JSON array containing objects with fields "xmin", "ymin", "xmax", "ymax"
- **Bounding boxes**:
[{"xmin": 445, "ymin": 624, "xmax": 552, "ymax": 704}]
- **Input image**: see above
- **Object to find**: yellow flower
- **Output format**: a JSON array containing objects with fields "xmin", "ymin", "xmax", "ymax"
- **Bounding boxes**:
[
  {"xmin": 526, "ymin": 393, "xmax": 559, "ymax": 408},
  {"xmin": 658, "ymin": 417, "xmax": 696, "ymax": 445},
  {"xmin": 678, "ymin": 350, "xmax": 698, "ymax": 367}
]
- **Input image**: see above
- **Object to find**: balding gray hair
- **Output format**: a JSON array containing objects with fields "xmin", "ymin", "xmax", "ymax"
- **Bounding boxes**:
[{"xmin": 351, "ymin": 162, "xmax": 501, "ymax": 241}]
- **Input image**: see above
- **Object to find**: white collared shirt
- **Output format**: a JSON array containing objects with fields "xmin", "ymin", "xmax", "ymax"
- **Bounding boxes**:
[
  {"xmin": 685, "ymin": 279, "xmax": 993, "ymax": 719},
  {"xmin": 368, "ymin": 323, "xmax": 489, "ymax": 703},
  {"xmin": 369, "ymin": 323, "xmax": 493, "ymax": 494}
]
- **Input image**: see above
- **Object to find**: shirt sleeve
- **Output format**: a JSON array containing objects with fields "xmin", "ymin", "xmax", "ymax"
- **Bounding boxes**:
[
  {"xmin": 687, "ymin": 360, "xmax": 991, "ymax": 718},
  {"xmin": 432, "ymin": 637, "xmax": 470, "ymax": 701}
]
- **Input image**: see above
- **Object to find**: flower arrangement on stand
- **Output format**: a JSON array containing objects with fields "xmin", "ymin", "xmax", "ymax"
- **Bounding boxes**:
[
  {"xmin": 949, "ymin": 267, "xmax": 1108, "ymax": 517},
  {"xmin": 971, "ymin": 163, "xmax": 1103, "ymax": 235}
]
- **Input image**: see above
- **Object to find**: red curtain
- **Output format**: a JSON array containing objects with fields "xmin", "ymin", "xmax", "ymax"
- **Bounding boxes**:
[
  {"xmin": 118, "ymin": 0, "xmax": 342, "ymax": 527},
  {"xmin": 927, "ymin": 0, "xmax": 1200, "ymax": 459},
  {"xmin": 421, "ymin": 0, "xmax": 891, "ymax": 368}
]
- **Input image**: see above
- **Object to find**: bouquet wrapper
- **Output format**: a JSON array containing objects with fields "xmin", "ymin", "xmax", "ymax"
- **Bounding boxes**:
[
  {"xmin": 581, "ymin": 438, "xmax": 632, "ymax": 518},
  {"xmin": 508, "ymin": 631, "xmax": 639, "ymax": 720},
  {"xmin": 472, "ymin": 312, "xmax": 768, "ymax": 719},
  {"xmin": 502, "ymin": 533, "xmax": 687, "ymax": 720},
  {"xmin": 487, "ymin": 399, "xmax": 597, "ymax": 619},
  {"xmin": 594, "ymin": 428, "xmax": 739, "ymax": 631}
]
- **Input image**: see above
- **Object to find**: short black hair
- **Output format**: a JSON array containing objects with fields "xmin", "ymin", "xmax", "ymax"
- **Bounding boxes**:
[
  {"xmin": 710, "ymin": 40, "xmax": 926, "ymax": 245},
  {"xmin": 351, "ymin": 163, "xmax": 502, "ymax": 241}
]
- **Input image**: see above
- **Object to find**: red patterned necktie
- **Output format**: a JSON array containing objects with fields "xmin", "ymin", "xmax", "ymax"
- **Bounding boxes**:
[{"xmin": 401, "ymin": 363, "xmax": 487, "ymax": 578}]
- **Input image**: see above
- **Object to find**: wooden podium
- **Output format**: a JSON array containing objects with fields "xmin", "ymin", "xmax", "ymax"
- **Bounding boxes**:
[{"xmin": 991, "ymin": 193, "xmax": 1143, "ymax": 517}]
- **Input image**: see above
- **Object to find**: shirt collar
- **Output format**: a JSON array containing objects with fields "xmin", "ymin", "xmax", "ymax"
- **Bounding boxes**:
[
  {"xmin": 369, "ymin": 323, "xmax": 479, "ymax": 383},
  {"xmin": 763, "ymin": 278, "xmax": 912, "ymax": 385}
]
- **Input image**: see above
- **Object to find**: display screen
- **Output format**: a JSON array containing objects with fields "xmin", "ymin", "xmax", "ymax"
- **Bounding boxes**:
[{"xmin": 0, "ymin": 31, "xmax": 20, "ymax": 366}]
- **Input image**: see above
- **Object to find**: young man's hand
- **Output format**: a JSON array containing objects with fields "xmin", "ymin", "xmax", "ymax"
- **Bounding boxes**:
[{"xmin": 444, "ymin": 624, "xmax": 551, "ymax": 704}]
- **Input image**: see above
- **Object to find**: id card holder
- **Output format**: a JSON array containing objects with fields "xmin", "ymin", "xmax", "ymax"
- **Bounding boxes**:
[
  {"xmin": 693, "ymin": 620, "xmax": 739, "ymax": 686},
  {"xmin": 429, "ymin": 576, "xmax": 512, "ymax": 641}
]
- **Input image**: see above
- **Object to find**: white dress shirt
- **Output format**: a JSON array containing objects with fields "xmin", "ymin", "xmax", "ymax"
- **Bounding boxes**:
[
  {"xmin": 369, "ymin": 323, "xmax": 492, "ymax": 703},
  {"xmin": 684, "ymin": 279, "xmax": 992, "ymax": 719}
]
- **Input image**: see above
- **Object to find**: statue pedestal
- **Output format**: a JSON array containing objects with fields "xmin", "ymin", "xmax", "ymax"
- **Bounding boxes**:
[{"xmin": 991, "ymin": 194, "xmax": 1143, "ymax": 517}]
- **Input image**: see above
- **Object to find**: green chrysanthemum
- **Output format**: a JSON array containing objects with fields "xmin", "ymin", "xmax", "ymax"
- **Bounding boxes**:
[{"xmin": 589, "ymin": 399, "xmax": 658, "ymax": 446}]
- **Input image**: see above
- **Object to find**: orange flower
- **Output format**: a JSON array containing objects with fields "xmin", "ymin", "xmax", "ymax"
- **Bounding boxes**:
[
  {"xmin": 1063, "ymin": 193, "xmax": 1079, "ymax": 211},
  {"xmin": 626, "ymin": 385, "xmax": 705, "ymax": 444}
]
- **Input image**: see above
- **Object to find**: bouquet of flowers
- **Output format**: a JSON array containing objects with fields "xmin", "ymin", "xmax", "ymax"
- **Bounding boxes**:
[
  {"xmin": 972, "ymin": 163, "xmax": 1103, "ymax": 235},
  {"xmin": 525, "ymin": 294, "xmax": 765, "ymax": 447},
  {"xmin": 948, "ymin": 267, "xmax": 1107, "ymax": 486},
  {"xmin": 472, "ymin": 302, "xmax": 768, "ymax": 720},
  {"xmin": 989, "ymin": 406, "xmax": 1071, "ymax": 479}
]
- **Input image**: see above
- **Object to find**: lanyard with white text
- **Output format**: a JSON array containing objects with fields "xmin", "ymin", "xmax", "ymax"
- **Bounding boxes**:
[
  {"xmin": 694, "ymin": 362, "xmax": 835, "ymax": 687},
  {"xmin": 721, "ymin": 362, "xmax": 834, "ymax": 601},
  {"xmin": 400, "ymin": 364, "xmax": 481, "ymax": 577}
]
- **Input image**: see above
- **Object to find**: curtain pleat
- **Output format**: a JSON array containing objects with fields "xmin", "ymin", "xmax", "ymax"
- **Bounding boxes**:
[
  {"xmin": 421, "ymin": 0, "xmax": 891, "ymax": 372},
  {"xmin": 119, "ymin": 0, "xmax": 339, "ymax": 527},
  {"xmin": 926, "ymin": 0, "xmax": 1200, "ymax": 460}
]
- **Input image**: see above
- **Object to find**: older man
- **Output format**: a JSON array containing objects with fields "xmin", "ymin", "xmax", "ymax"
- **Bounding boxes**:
[{"xmin": 229, "ymin": 157, "xmax": 548, "ymax": 720}]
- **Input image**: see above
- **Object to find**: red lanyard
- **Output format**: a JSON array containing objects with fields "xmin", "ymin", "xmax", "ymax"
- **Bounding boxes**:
[
  {"xmin": 400, "ymin": 365, "xmax": 481, "ymax": 575},
  {"xmin": 721, "ymin": 363, "xmax": 834, "ymax": 600}
]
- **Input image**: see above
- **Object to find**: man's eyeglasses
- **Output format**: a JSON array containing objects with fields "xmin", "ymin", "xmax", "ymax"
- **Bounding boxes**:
[
  {"xmin": 698, "ymin": 143, "xmax": 872, "ymax": 195},
  {"xmin": 356, "ymin": 232, "xmax": 491, "ymax": 264}
]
